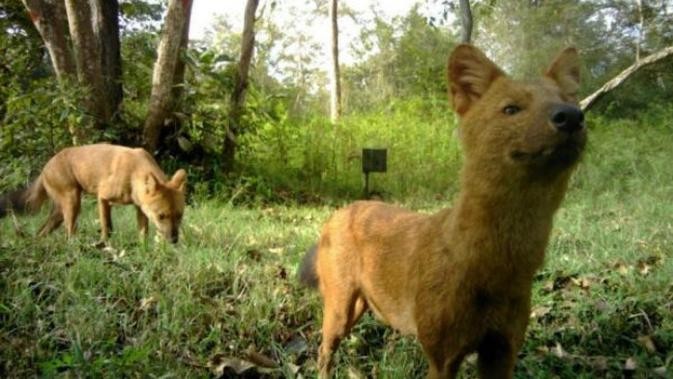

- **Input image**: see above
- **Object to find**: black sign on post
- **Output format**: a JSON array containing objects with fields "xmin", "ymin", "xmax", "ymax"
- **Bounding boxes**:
[{"xmin": 362, "ymin": 148, "xmax": 387, "ymax": 198}]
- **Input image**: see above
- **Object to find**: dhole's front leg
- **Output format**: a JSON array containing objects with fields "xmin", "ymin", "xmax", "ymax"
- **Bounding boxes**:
[
  {"xmin": 476, "ymin": 312, "xmax": 528, "ymax": 379},
  {"xmin": 420, "ymin": 335, "xmax": 465, "ymax": 379},
  {"xmin": 97, "ymin": 198, "xmax": 113, "ymax": 240},
  {"xmin": 136, "ymin": 206, "xmax": 148, "ymax": 238},
  {"xmin": 476, "ymin": 331, "xmax": 519, "ymax": 379}
]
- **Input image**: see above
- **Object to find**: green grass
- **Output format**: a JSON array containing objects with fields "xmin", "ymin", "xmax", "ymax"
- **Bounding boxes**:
[{"xmin": 1, "ymin": 115, "xmax": 673, "ymax": 378}]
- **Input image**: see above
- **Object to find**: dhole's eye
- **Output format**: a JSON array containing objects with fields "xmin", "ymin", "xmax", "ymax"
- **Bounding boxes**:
[
  {"xmin": 158, "ymin": 213, "xmax": 166, "ymax": 220},
  {"xmin": 503, "ymin": 105, "xmax": 521, "ymax": 115}
]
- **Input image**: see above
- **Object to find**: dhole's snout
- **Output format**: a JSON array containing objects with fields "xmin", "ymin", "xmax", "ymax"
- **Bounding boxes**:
[{"xmin": 550, "ymin": 104, "xmax": 584, "ymax": 134}]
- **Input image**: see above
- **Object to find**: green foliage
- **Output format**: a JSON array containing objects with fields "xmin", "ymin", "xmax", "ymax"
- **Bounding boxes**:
[
  {"xmin": 475, "ymin": 0, "xmax": 673, "ymax": 101},
  {"xmin": 345, "ymin": 6, "xmax": 455, "ymax": 111},
  {"xmin": 181, "ymin": 48, "xmax": 236, "ymax": 154},
  {"xmin": 237, "ymin": 95, "xmax": 460, "ymax": 202},
  {"xmin": 0, "ymin": 78, "xmax": 87, "ymax": 186}
]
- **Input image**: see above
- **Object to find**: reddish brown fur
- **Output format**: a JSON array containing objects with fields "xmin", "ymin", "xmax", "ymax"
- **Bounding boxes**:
[
  {"xmin": 2, "ymin": 143, "xmax": 187, "ymax": 243},
  {"xmin": 300, "ymin": 45, "xmax": 587, "ymax": 378}
]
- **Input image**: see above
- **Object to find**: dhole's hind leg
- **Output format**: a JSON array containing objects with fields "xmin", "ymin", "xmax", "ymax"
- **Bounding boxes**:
[
  {"xmin": 59, "ymin": 190, "xmax": 81, "ymax": 238},
  {"xmin": 38, "ymin": 204, "xmax": 63, "ymax": 236},
  {"xmin": 318, "ymin": 293, "xmax": 367, "ymax": 378}
]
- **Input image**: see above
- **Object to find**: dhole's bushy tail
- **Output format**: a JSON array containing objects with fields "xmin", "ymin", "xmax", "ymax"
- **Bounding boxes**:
[
  {"xmin": 0, "ymin": 176, "xmax": 48, "ymax": 217},
  {"xmin": 298, "ymin": 244, "xmax": 319, "ymax": 288}
]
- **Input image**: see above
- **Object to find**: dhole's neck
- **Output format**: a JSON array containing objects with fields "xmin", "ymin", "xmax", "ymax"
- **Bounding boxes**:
[{"xmin": 446, "ymin": 161, "xmax": 572, "ymax": 281}]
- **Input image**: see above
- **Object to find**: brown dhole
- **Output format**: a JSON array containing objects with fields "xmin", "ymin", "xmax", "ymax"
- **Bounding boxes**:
[
  {"xmin": 299, "ymin": 44, "xmax": 587, "ymax": 378},
  {"xmin": 0, "ymin": 144, "xmax": 187, "ymax": 243}
]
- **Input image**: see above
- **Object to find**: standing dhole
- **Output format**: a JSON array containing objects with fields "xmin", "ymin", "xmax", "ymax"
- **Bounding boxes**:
[
  {"xmin": 0, "ymin": 143, "xmax": 187, "ymax": 243},
  {"xmin": 299, "ymin": 44, "xmax": 587, "ymax": 378}
]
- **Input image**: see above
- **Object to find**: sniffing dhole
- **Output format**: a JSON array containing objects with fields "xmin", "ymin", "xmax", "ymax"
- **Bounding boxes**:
[
  {"xmin": 0, "ymin": 143, "xmax": 187, "ymax": 243},
  {"xmin": 299, "ymin": 44, "xmax": 587, "ymax": 378}
]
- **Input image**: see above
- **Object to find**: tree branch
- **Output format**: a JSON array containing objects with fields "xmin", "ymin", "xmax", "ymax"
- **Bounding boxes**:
[{"xmin": 580, "ymin": 45, "xmax": 673, "ymax": 111}]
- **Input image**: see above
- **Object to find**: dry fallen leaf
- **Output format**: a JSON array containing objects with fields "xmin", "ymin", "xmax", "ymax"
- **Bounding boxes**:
[
  {"xmin": 244, "ymin": 347, "xmax": 278, "ymax": 369},
  {"xmin": 139, "ymin": 296, "xmax": 156, "ymax": 312},
  {"xmin": 552, "ymin": 342, "xmax": 567, "ymax": 359},
  {"xmin": 347, "ymin": 366, "xmax": 366, "ymax": 379},
  {"xmin": 653, "ymin": 366, "xmax": 667, "ymax": 377},
  {"xmin": 208, "ymin": 354, "xmax": 256, "ymax": 377},
  {"xmin": 570, "ymin": 276, "xmax": 592, "ymax": 289},
  {"xmin": 624, "ymin": 357, "xmax": 637, "ymax": 371},
  {"xmin": 637, "ymin": 335, "xmax": 658, "ymax": 354},
  {"xmin": 530, "ymin": 306, "xmax": 551, "ymax": 319},
  {"xmin": 287, "ymin": 363, "xmax": 301, "ymax": 375},
  {"xmin": 614, "ymin": 262, "xmax": 631, "ymax": 275},
  {"xmin": 268, "ymin": 247, "xmax": 284, "ymax": 254}
]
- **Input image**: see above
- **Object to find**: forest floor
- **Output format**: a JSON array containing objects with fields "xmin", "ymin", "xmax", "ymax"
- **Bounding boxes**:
[{"xmin": 2, "ymin": 118, "xmax": 672, "ymax": 378}]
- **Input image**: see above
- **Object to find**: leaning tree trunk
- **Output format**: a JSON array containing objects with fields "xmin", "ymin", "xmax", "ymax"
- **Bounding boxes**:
[
  {"xmin": 328, "ymin": 0, "xmax": 341, "ymax": 124},
  {"xmin": 580, "ymin": 45, "xmax": 673, "ymax": 111},
  {"xmin": 64, "ymin": 0, "xmax": 109, "ymax": 129},
  {"xmin": 222, "ymin": 0, "xmax": 259, "ymax": 173},
  {"xmin": 95, "ymin": 0, "xmax": 122, "ymax": 122},
  {"xmin": 458, "ymin": 0, "xmax": 473, "ymax": 43},
  {"xmin": 143, "ymin": 0, "xmax": 193, "ymax": 153},
  {"xmin": 21, "ymin": 0, "xmax": 75, "ymax": 82}
]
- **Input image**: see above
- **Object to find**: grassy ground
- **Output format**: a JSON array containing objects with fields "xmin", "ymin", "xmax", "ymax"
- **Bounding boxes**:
[{"xmin": 1, "ymin": 116, "xmax": 672, "ymax": 378}]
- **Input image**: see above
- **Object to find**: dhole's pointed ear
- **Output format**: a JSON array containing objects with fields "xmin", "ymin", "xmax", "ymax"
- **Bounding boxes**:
[
  {"xmin": 448, "ymin": 44, "xmax": 505, "ymax": 116},
  {"xmin": 145, "ymin": 173, "xmax": 159, "ymax": 195},
  {"xmin": 545, "ymin": 47, "xmax": 580, "ymax": 101},
  {"xmin": 170, "ymin": 169, "xmax": 187, "ymax": 193}
]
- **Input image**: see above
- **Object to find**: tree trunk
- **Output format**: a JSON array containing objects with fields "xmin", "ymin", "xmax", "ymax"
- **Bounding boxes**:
[
  {"xmin": 580, "ymin": 45, "xmax": 673, "ymax": 111},
  {"xmin": 95, "ymin": 0, "xmax": 123, "ymax": 122},
  {"xmin": 172, "ymin": 1, "xmax": 192, "ymax": 103},
  {"xmin": 64, "ymin": 0, "xmax": 109, "ymax": 128},
  {"xmin": 143, "ymin": 0, "xmax": 193, "ymax": 153},
  {"xmin": 222, "ymin": 0, "xmax": 259, "ymax": 173},
  {"xmin": 21, "ymin": 0, "xmax": 75, "ymax": 81},
  {"xmin": 459, "ymin": 0, "xmax": 473, "ymax": 44},
  {"xmin": 636, "ymin": 0, "xmax": 643, "ymax": 61},
  {"xmin": 329, "ymin": 0, "xmax": 341, "ymax": 124}
]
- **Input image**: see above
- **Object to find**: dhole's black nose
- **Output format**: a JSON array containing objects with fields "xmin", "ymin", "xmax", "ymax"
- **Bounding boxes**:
[{"xmin": 550, "ymin": 104, "xmax": 584, "ymax": 133}]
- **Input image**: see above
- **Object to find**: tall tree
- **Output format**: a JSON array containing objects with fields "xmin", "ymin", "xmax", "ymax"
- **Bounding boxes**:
[
  {"xmin": 23, "ymin": 0, "xmax": 122, "ymax": 135},
  {"xmin": 458, "ymin": 0, "xmax": 472, "ymax": 43},
  {"xmin": 222, "ymin": 0, "xmax": 259, "ymax": 173},
  {"xmin": 96, "ymin": 0, "xmax": 123, "ymax": 122},
  {"xmin": 329, "ymin": 0, "xmax": 341, "ymax": 123},
  {"xmin": 64, "ymin": 0, "xmax": 109, "ymax": 128},
  {"xmin": 21, "ymin": 0, "xmax": 75, "ymax": 81},
  {"xmin": 143, "ymin": 0, "xmax": 193, "ymax": 153}
]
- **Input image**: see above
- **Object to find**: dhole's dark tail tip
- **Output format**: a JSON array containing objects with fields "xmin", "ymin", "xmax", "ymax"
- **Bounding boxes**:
[
  {"xmin": 298, "ymin": 244, "xmax": 319, "ymax": 289},
  {"xmin": 0, "ymin": 187, "xmax": 28, "ymax": 218}
]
